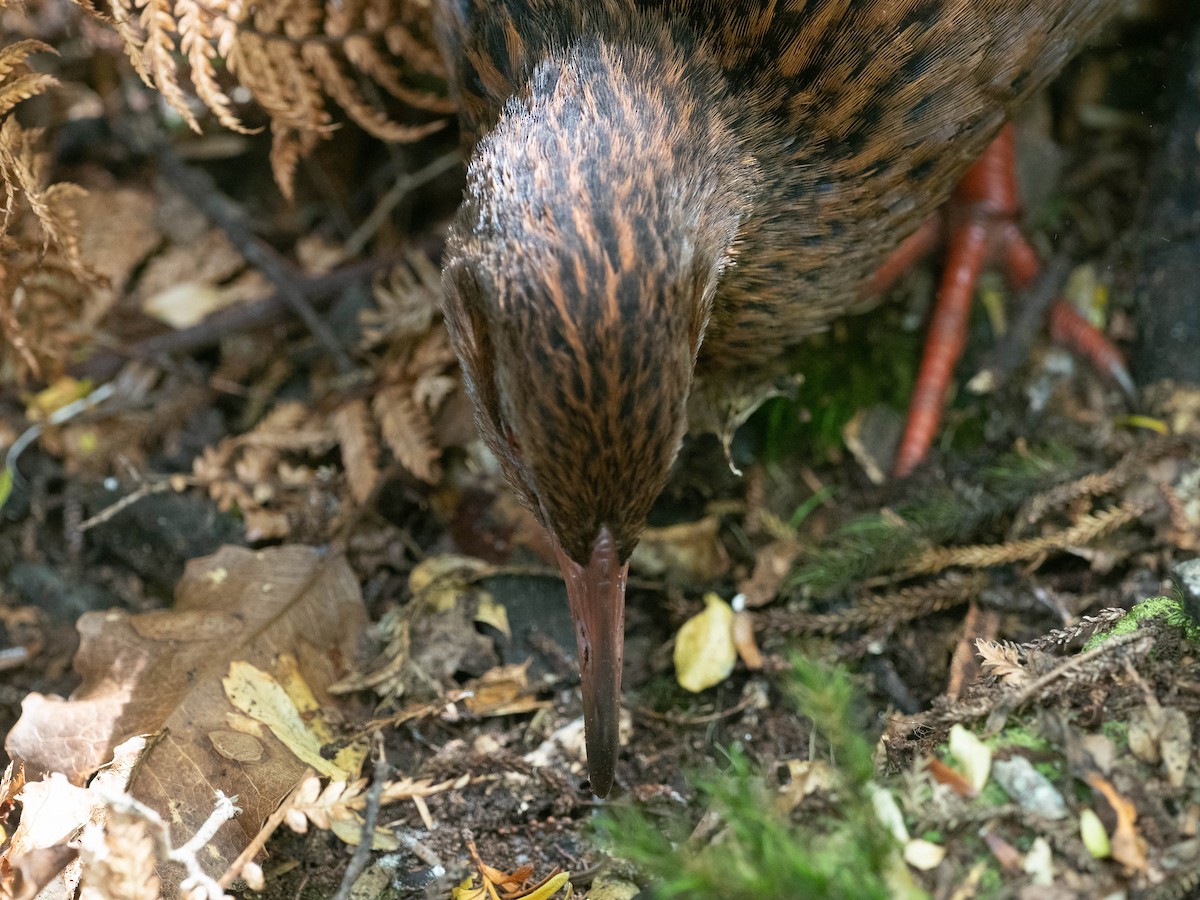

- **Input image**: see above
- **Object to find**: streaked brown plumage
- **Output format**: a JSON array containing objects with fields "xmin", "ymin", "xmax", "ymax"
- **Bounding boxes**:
[{"xmin": 433, "ymin": 0, "xmax": 1121, "ymax": 796}]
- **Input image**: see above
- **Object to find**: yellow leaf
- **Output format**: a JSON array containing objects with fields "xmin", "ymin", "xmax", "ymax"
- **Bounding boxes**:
[
  {"xmin": 223, "ymin": 656, "xmax": 367, "ymax": 779},
  {"xmin": 475, "ymin": 595, "xmax": 511, "ymax": 639},
  {"xmin": 520, "ymin": 871, "xmax": 571, "ymax": 899},
  {"xmin": 1113, "ymin": 415, "xmax": 1169, "ymax": 435},
  {"xmin": 25, "ymin": 376, "xmax": 92, "ymax": 420},
  {"xmin": 1079, "ymin": 809, "xmax": 1110, "ymax": 859},
  {"xmin": 451, "ymin": 879, "xmax": 488, "ymax": 900},
  {"xmin": 329, "ymin": 814, "xmax": 400, "ymax": 851},
  {"xmin": 674, "ymin": 593, "xmax": 736, "ymax": 693},
  {"xmin": 948, "ymin": 724, "xmax": 992, "ymax": 793}
]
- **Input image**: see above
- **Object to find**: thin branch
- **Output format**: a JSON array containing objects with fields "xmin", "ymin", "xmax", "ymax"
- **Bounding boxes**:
[{"xmin": 332, "ymin": 732, "xmax": 389, "ymax": 900}]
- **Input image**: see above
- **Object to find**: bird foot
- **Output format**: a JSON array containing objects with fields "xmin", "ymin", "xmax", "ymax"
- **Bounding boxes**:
[{"xmin": 875, "ymin": 123, "xmax": 1131, "ymax": 478}]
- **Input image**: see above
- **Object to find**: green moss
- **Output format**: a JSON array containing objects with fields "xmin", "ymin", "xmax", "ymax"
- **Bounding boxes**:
[
  {"xmin": 978, "ymin": 779, "xmax": 1012, "ymax": 808},
  {"xmin": 1099, "ymin": 720, "xmax": 1128, "ymax": 743},
  {"xmin": 1082, "ymin": 595, "xmax": 1200, "ymax": 651},
  {"xmin": 751, "ymin": 310, "xmax": 920, "ymax": 465},
  {"xmin": 984, "ymin": 727, "xmax": 1052, "ymax": 755},
  {"xmin": 1033, "ymin": 760, "xmax": 1063, "ymax": 782},
  {"xmin": 976, "ymin": 863, "xmax": 1004, "ymax": 896}
]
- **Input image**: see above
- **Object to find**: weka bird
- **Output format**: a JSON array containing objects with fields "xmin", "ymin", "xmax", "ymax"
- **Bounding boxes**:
[{"xmin": 433, "ymin": 0, "xmax": 1122, "ymax": 796}]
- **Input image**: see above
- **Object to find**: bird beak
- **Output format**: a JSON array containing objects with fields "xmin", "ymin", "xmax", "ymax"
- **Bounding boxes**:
[{"xmin": 552, "ymin": 525, "xmax": 627, "ymax": 798}]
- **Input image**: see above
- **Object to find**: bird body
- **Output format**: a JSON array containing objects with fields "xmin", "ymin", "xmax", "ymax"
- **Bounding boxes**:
[{"xmin": 434, "ymin": 0, "xmax": 1122, "ymax": 795}]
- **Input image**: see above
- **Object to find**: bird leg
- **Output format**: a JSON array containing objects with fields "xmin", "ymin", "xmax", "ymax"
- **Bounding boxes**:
[{"xmin": 874, "ymin": 123, "xmax": 1130, "ymax": 478}]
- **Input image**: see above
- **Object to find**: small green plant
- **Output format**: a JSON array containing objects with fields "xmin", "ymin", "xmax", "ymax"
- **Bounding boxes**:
[
  {"xmin": 600, "ymin": 658, "xmax": 902, "ymax": 899},
  {"xmin": 786, "ymin": 444, "xmax": 1077, "ymax": 598}
]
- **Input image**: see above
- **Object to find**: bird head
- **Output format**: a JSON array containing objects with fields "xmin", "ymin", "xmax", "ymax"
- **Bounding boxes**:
[{"xmin": 441, "ymin": 37, "xmax": 752, "ymax": 795}]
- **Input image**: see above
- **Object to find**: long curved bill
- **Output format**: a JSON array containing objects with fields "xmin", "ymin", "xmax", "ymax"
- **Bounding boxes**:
[{"xmin": 552, "ymin": 526, "xmax": 627, "ymax": 798}]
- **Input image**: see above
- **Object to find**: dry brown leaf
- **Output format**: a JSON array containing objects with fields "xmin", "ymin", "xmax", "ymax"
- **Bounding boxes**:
[
  {"xmin": 1087, "ymin": 772, "xmax": 1148, "ymax": 873},
  {"xmin": 77, "ymin": 810, "xmax": 160, "ymax": 900},
  {"xmin": 68, "ymin": 188, "xmax": 160, "ymax": 301},
  {"xmin": 925, "ymin": 758, "xmax": 976, "ymax": 798},
  {"xmin": 738, "ymin": 538, "xmax": 802, "ymax": 608},
  {"xmin": 6, "ymin": 844, "xmax": 78, "ymax": 900},
  {"xmin": 631, "ymin": 515, "xmax": 729, "ymax": 584},
  {"xmin": 1128, "ymin": 704, "xmax": 1192, "ymax": 789},
  {"xmin": 455, "ymin": 840, "xmax": 571, "ymax": 900},
  {"xmin": 2, "ymin": 736, "xmax": 150, "ymax": 899},
  {"xmin": 732, "ymin": 608, "xmax": 763, "ymax": 670},
  {"xmin": 345, "ymin": 554, "xmax": 497, "ymax": 702},
  {"xmin": 461, "ymin": 663, "xmax": 549, "ymax": 718},
  {"xmin": 194, "ymin": 402, "xmax": 336, "ymax": 540},
  {"xmin": 5, "ymin": 546, "xmax": 369, "ymax": 888},
  {"xmin": 981, "ymin": 830, "xmax": 1024, "ymax": 871},
  {"xmin": 773, "ymin": 759, "xmax": 839, "ymax": 816}
]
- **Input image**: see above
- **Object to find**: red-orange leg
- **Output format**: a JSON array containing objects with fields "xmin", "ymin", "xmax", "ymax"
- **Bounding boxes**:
[
  {"xmin": 892, "ymin": 221, "xmax": 990, "ymax": 477},
  {"xmin": 885, "ymin": 124, "xmax": 1131, "ymax": 478}
]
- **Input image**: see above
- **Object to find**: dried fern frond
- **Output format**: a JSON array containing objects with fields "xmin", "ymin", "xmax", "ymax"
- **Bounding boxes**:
[
  {"xmin": 99, "ymin": 0, "xmax": 451, "ymax": 196},
  {"xmin": 0, "ymin": 40, "xmax": 104, "ymax": 385},
  {"xmin": 0, "ymin": 39, "xmax": 57, "ymax": 119}
]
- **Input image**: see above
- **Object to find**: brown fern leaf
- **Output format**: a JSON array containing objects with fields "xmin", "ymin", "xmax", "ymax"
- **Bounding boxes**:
[
  {"xmin": 342, "ymin": 36, "xmax": 456, "ymax": 113},
  {"xmin": 268, "ymin": 124, "xmax": 319, "ymax": 202},
  {"xmin": 0, "ymin": 39, "xmax": 99, "ymax": 342},
  {"xmin": 975, "ymin": 639, "xmax": 1028, "ymax": 686},
  {"xmin": 372, "ymin": 384, "xmax": 441, "ymax": 484},
  {"xmin": 0, "ymin": 233, "xmax": 95, "ymax": 384},
  {"xmin": 0, "ymin": 39, "xmax": 55, "ymax": 82},
  {"xmin": 95, "ymin": 0, "xmax": 450, "ymax": 191},
  {"xmin": 142, "ymin": 0, "xmax": 201, "ymax": 130},
  {"xmin": 0, "ymin": 71, "xmax": 58, "ymax": 119},
  {"xmin": 0, "ymin": 41, "xmax": 57, "ymax": 123},
  {"xmin": 177, "ymin": 0, "xmax": 250, "ymax": 133},
  {"xmin": 107, "ymin": 0, "xmax": 156, "ymax": 85},
  {"xmin": 301, "ymin": 39, "xmax": 446, "ymax": 143},
  {"xmin": 333, "ymin": 397, "xmax": 383, "ymax": 504}
]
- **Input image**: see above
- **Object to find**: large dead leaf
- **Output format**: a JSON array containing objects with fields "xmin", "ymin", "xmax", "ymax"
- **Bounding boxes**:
[{"xmin": 5, "ymin": 545, "xmax": 369, "ymax": 886}]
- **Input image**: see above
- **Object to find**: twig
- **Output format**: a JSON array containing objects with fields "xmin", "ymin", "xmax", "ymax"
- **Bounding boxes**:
[
  {"xmin": 4, "ymin": 382, "xmax": 116, "ymax": 488},
  {"xmin": 77, "ymin": 478, "xmax": 175, "ymax": 531},
  {"xmin": 218, "ymin": 770, "xmax": 316, "ymax": 889},
  {"xmin": 152, "ymin": 146, "xmax": 355, "ymax": 373},
  {"xmin": 900, "ymin": 498, "xmax": 1152, "ymax": 577},
  {"xmin": 768, "ymin": 572, "xmax": 987, "ymax": 636},
  {"xmin": 971, "ymin": 254, "xmax": 1072, "ymax": 392},
  {"xmin": 95, "ymin": 788, "xmax": 241, "ymax": 900},
  {"xmin": 984, "ymin": 630, "xmax": 1154, "ymax": 734},
  {"xmin": 344, "ymin": 151, "xmax": 461, "ymax": 257},
  {"xmin": 635, "ymin": 690, "xmax": 758, "ymax": 726},
  {"xmin": 397, "ymin": 830, "xmax": 446, "ymax": 870},
  {"xmin": 331, "ymin": 733, "xmax": 389, "ymax": 900}
]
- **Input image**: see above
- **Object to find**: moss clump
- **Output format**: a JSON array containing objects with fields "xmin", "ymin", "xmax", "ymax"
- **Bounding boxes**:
[{"xmin": 1082, "ymin": 595, "xmax": 1200, "ymax": 651}]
